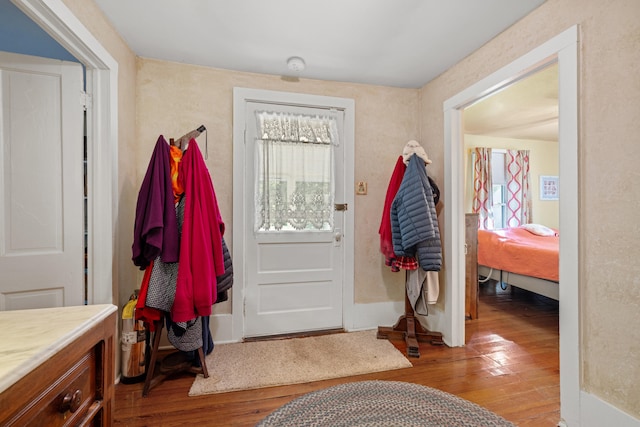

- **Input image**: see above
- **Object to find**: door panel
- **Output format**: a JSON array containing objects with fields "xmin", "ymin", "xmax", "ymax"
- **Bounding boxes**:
[
  {"xmin": 0, "ymin": 51, "xmax": 84, "ymax": 310},
  {"xmin": 243, "ymin": 101, "xmax": 345, "ymax": 337}
]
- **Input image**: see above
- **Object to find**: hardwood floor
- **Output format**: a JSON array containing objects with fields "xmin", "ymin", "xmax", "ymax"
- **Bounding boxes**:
[{"xmin": 114, "ymin": 282, "xmax": 559, "ymax": 426}]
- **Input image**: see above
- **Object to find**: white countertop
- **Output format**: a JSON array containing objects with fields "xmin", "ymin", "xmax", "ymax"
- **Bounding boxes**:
[{"xmin": 0, "ymin": 304, "xmax": 117, "ymax": 394}]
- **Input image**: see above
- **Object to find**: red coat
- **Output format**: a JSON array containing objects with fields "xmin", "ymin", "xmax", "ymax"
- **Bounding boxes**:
[
  {"xmin": 172, "ymin": 140, "xmax": 225, "ymax": 322},
  {"xmin": 379, "ymin": 156, "xmax": 406, "ymax": 264}
]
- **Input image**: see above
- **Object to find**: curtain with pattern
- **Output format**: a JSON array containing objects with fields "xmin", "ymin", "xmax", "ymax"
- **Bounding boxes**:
[
  {"xmin": 472, "ymin": 147, "xmax": 494, "ymax": 230},
  {"xmin": 505, "ymin": 149, "xmax": 531, "ymax": 227}
]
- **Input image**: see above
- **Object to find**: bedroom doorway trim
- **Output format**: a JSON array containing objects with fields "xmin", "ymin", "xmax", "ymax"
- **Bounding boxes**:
[
  {"xmin": 443, "ymin": 26, "xmax": 579, "ymax": 425},
  {"xmin": 12, "ymin": 0, "xmax": 118, "ymax": 305}
]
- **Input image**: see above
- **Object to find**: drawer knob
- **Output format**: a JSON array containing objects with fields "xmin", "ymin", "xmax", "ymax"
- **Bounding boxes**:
[{"xmin": 60, "ymin": 389, "xmax": 83, "ymax": 413}]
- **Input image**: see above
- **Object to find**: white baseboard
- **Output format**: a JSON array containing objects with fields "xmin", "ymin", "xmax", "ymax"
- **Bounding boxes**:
[
  {"xmin": 207, "ymin": 301, "xmax": 404, "ymax": 344},
  {"xmin": 580, "ymin": 391, "xmax": 640, "ymax": 427},
  {"xmin": 348, "ymin": 300, "xmax": 404, "ymax": 331},
  {"xmin": 209, "ymin": 312, "xmax": 234, "ymax": 343}
]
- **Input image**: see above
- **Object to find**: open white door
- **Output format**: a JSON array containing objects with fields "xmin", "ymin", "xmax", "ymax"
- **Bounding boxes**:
[{"xmin": 0, "ymin": 51, "xmax": 84, "ymax": 310}]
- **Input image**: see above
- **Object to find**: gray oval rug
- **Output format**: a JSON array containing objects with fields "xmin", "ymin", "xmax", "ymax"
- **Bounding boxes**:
[{"xmin": 257, "ymin": 380, "xmax": 515, "ymax": 427}]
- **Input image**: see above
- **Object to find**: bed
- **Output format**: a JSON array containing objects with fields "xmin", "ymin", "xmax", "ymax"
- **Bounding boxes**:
[{"xmin": 477, "ymin": 224, "xmax": 559, "ymax": 301}]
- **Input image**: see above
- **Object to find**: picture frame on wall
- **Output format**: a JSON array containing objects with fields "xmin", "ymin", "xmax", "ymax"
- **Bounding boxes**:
[{"xmin": 540, "ymin": 175, "xmax": 559, "ymax": 200}]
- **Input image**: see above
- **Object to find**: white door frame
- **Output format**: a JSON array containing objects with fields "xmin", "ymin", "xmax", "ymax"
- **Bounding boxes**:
[
  {"xmin": 443, "ymin": 26, "xmax": 579, "ymax": 424},
  {"xmin": 232, "ymin": 87, "xmax": 355, "ymax": 342},
  {"xmin": 12, "ymin": 0, "xmax": 118, "ymax": 305}
]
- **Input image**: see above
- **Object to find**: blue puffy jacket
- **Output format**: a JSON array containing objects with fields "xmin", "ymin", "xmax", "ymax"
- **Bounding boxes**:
[{"xmin": 390, "ymin": 153, "xmax": 442, "ymax": 271}]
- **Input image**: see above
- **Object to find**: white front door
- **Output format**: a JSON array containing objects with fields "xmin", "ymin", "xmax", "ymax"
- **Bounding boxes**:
[
  {"xmin": 238, "ymin": 94, "xmax": 350, "ymax": 338},
  {"xmin": 0, "ymin": 51, "xmax": 84, "ymax": 310}
]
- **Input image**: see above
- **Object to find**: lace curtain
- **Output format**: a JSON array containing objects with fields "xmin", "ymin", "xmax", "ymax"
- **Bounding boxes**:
[
  {"xmin": 254, "ymin": 111, "xmax": 338, "ymax": 232},
  {"xmin": 472, "ymin": 147, "xmax": 494, "ymax": 230}
]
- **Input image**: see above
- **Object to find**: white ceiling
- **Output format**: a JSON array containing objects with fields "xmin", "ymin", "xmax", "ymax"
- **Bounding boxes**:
[
  {"xmin": 94, "ymin": 0, "xmax": 546, "ymax": 88},
  {"xmin": 93, "ymin": 0, "xmax": 556, "ymax": 141},
  {"xmin": 464, "ymin": 63, "xmax": 558, "ymax": 141}
]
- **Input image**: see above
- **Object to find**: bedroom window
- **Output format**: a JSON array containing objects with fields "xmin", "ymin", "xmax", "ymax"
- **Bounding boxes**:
[
  {"xmin": 472, "ymin": 147, "xmax": 530, "ymax": 229},
  {"xmin": 491, "ymin": 150, "xmax": 507, "ymax": 229},
  {"xmin": 492, "ymin": 183, "xmax": 507, "ymax": 228}
]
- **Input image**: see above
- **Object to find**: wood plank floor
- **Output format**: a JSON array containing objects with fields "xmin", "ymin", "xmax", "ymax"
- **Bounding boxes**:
[{"xmin": 114, "ymin": 282, "xmax": 559, "ymax": 426}]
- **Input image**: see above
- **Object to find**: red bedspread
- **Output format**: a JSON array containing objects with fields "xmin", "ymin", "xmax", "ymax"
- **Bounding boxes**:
[{"xmin": 477, "ymin": 227, "xmax": 559, "ymax": 282}]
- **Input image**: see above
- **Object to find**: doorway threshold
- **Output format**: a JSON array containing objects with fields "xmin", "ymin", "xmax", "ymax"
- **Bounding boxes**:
[{"xmin": 243, "ymin": 328, "xmax": 345, "ymax": 342}]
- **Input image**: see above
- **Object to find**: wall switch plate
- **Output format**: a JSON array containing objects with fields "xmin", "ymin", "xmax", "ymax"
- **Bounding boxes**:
[{"xmin": 356, "ymin": 181, "xmax": 367, "ymax": 195}]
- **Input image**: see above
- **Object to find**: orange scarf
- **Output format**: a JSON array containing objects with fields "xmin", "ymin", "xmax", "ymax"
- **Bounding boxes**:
[{"xmin": 169, "ymin": 145, "xmax": 184, "ymax": 203}]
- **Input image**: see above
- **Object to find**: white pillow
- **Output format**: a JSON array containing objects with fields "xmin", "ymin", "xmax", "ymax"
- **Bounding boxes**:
[{"xmin": 521, "ymin": 223, "xmax": 558, "ymax": 237}]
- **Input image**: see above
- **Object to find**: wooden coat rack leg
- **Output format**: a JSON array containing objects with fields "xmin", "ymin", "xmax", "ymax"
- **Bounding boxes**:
[
  {"xmin": 377, "ymin": 291, "xmax": 444, "ymax": 358},
  {"xmin": 142, "ymin": 316, "xmax": 209, "ymax": 396}
]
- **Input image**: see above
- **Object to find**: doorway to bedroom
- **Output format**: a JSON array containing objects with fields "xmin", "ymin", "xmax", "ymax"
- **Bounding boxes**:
[
  {"xmin": 444, "ymin": 26, "xmax": 580, "ymax": 422},
  {"xmin": 462, "ymin": 62, "xmax": 560, "ymax": 303},
  {"xmin": 459, "ymin": 64, "xmax": 561, "ymax": 418}
]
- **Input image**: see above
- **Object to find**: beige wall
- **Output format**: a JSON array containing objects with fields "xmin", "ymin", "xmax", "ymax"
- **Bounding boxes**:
[
  {"xmin": 463, "ymin": 134, "xmax": 560, "ymax": 228},
  {"xmin": 419, "ymin": 0, "xmax": 640, "ymax": 417},
  {"xmin": 64, "ymin": 0, "xmax": 639, "ymax": 418},
  {"xmin": 135, "ymin": 58, "xmax": 419, "ymax": 306},
  {"xmin": 60, "ymin": 0, "xmax": 138, "ymax": 310}
]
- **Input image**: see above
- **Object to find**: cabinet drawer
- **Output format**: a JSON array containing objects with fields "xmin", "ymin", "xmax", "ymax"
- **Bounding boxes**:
[{"xmin": 5, "ymin": 349, "xmax": 97, "ymax": 427}]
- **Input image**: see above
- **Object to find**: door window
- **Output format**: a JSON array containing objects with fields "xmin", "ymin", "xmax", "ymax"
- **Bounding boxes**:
[{"xmin": 254, "ymin": 111, "xmax": 337, "ymax": 232}]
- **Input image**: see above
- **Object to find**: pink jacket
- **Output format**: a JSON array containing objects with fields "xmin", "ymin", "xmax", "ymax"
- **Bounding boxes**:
[{"xmin": 172, "ymin": 140, "xmax": 225, "ymax": 322}]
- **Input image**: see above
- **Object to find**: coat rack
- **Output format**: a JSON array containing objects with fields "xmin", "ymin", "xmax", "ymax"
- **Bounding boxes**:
[
  {"xmin": 377, "ymin": 146, "xmax": 444, "ymax": 358},
  {"xmin": 170, "ymin": 125, "xmax": 208, "ymax": 157},
  {"xmin": 141, "ymin": 124, "xmax": 211, "ymax": 396},
  {"xmin": 142, "ymin": 314, "xmax": 209, "ymax": 396},
  {"xmin": 377, "ymin": 278, "xmax": 444, "ymax": 358}
]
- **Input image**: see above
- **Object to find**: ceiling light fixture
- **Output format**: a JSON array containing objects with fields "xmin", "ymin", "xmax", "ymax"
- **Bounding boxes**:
[{"xmin": 287, "ymin": 56, "xmax": 306, "ymax": 72}]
